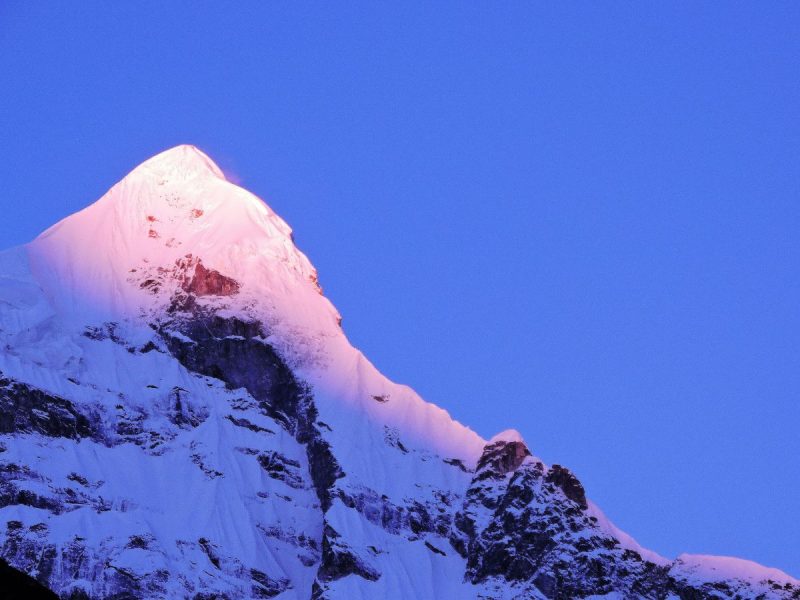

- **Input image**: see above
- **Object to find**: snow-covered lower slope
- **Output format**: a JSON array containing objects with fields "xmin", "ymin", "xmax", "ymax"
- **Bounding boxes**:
[{"xmin": 0, "ymin": 145, "xmax": 795, "ymax": 599}]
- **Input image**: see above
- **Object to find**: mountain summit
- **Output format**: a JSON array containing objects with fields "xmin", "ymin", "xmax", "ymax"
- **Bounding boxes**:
[
  {"xmin": 133, "ymin": 144, "xmax": 228, "ymax": 181},
  {"xmin": 0, "ymin": 146, "xmax": 795, "ymax": 599}
]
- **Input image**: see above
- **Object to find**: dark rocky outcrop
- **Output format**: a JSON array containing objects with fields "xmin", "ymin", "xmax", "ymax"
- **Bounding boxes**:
[
  {"xmin": 159, "ymin": 316, "xmax": 303, "ymax": 429},
  {"xmin": 225, "ymin": 414, "xmax": 275, "ymax": 434},
  {"xmin": 257, "ymin": 451, "xmax": 305, "ymax": 489},
  {"xmin": 181, "ymin": 262, "xmax": 240, "ymax": 297},
  {"xmin": 544, "ymin": 464, "xmax": 587, "ymax": 510},
  {"xmin": 166, "ymin": 386, "xmax": 208, "ymax": 429},
  {"xmin": 335, "ymin": 487, "xmax": 457, "ymax": 540},
  {"xmin": 315, "ymin": 525, "xmax": 380, "ymax": 585},
  {"xmin": 0, "ymin": 462, "xmax": 109, "ymax": 517},
  {"xmin": 0, "ymin": 376, "xmax": 96, "ymax": 441},
  {"xmin": 249, "ymin": 568, "xmax": 292, "ymax": 598},
  {"xmin": 474, "ymin": 437, "xmax": 531, "ymax": 479}
]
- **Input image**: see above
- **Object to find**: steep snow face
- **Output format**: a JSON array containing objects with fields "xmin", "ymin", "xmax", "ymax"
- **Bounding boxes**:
[
  {"xmin": 0, "ymin": 145, "xmax": 796, "ymax": 599},
  {"xmin": 22, "ymin": 145, "xmax": 484, "ymax": 466}
]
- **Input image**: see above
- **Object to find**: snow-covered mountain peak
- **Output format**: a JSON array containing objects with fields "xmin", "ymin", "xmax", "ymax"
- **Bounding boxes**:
[
  {"xmin": 26, "ymin": 144, "xmax": 312, "ymax": 320},
  {"xmin": 12, "ymin": 145, "xmax": 486, "ymax": 466},
  {"xmin": 0, "ymin": 146, "xmax": 796, "ymax": 599},
  {"xmin": 129, "ymin": 144, "xmax": 227, "ymax": 183},
  {"xmin": 488, "ymin": 428, "xmax": 525, "ymax": 444}
]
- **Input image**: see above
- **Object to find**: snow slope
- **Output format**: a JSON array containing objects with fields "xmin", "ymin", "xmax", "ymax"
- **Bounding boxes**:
[{"xmin": 0, "ymin": 145, "xmax": 795, "ymax": 599}]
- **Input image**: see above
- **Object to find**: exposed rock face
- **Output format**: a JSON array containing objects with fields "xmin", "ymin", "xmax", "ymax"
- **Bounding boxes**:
[
  {"xmin": 181, "ymin": 262, "xmax": 240, "ymax": 297},
  {"xmin": 315, "ymin": 525, "xmax": 380, "ymax": 585},
  {"xmin": 474, "ymin": 437, "xmax": 531, "ymax": 478},
  {"xmin": 0, "ymin": 377, "xmax": 96, "ymax": 441},
  {"xmin": 456, "ymin": 438, "xmax": 663, "ymax": 597},
  {"xmin": 159, "ymin": 314, "xmax": 303, "ymax": 427},
  {"xmin": 544, "ymin": 464, "xmax": 587, "ymax": 510}
]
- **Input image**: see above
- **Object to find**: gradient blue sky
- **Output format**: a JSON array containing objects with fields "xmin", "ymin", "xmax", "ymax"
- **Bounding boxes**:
[{"xmin": 1, "ymin": 2, "xmax": 798, "ymax": 576}]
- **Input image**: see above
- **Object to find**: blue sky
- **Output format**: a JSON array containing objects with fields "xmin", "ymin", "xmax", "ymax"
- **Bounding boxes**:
[{"xmin": 1, "ymin": 2, "xmax": 798, "ymax": 575}]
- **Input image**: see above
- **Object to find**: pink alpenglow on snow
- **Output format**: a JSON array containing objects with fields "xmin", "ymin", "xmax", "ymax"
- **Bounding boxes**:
[
  {"xmin": 672, "ymin": 554, "xmax": 799, "ymax": 587},
  {"xmin": 488, "ymin": 428, "xmax": 526, "ymax": 444}
]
